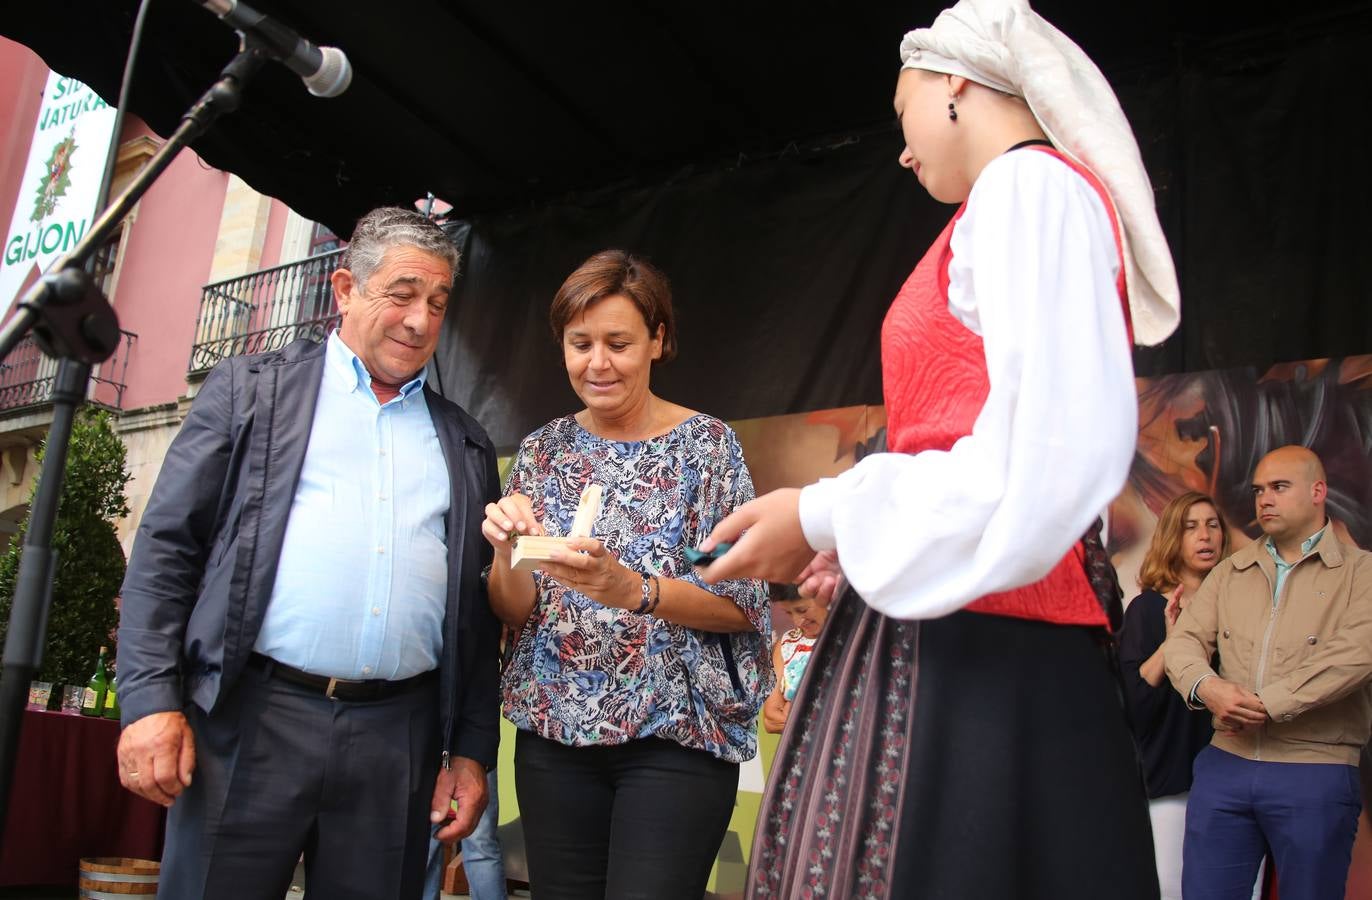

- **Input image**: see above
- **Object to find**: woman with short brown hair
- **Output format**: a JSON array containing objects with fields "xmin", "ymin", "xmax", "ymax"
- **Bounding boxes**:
[
  {"xmin": 546, "ymin": 249, "xmax": 678, "ymax": 363},
  {"xmin": 482, "ymin": 250, "xmax": 770, "ymax": 900}
]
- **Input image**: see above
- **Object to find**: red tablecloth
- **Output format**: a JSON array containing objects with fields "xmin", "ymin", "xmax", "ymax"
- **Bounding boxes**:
[{"xmin": 0, "ymin": 709, "xmax": 164, "ymax": 886}]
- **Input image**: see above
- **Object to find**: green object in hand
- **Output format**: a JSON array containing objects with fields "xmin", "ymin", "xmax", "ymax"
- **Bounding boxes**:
[{"xmin": 684, "ymin": 543, "xmax": 733, "ymax": 566}]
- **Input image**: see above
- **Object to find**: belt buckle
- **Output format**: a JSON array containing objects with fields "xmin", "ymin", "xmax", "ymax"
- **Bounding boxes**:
[{"xmin": 324, "ymin": 676, "xmax": 361, "ymax": 700}]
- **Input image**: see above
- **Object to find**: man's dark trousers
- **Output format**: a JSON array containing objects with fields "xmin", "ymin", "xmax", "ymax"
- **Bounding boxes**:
[
  {"xmin": 157, "ymin": 660, "xmax": 440, "ymax": 900},
  {"xmin": 1182, "ymin": 744, "xmax": 1361, "ymax": 900}
]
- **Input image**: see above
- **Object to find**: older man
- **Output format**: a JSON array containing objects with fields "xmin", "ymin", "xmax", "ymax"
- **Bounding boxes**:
[
  {"xmin": 115, "ymin": 207, "xmax": 500, "ymax": 899},
  {"xmin": 1166, "ymin": 445, "xmax": 1372, "ymax": 900}
]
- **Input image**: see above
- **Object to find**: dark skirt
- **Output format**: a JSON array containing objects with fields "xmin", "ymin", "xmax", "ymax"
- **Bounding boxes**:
[{"xmin": 746, "ymin": 590, "xmax": 1159, "ymax": 900}]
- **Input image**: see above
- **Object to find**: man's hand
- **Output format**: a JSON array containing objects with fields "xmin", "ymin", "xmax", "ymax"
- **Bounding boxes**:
[
  {"xmin": 699, "ymin": 489, "xmax": 812, "ymax": 585},
  {"xmin": 1212, "ymin": 715, "xmax": 1263, "ymax": 737},
  {"xmin": 116, "ymin": 711, "xmax": 196, "ymax": 807},
  {"xmin": 1197, "ymin": 677, "xmax": 1268, "ymax": 730},
  {"xmin": 431, "ymin": 755, "xmax": 488, "ymax": 843}
]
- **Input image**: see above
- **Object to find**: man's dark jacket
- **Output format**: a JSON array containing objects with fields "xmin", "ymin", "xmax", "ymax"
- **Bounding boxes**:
[{"xmin": 116, "ymin": 339, "xmax": 501, "ymax": 768}]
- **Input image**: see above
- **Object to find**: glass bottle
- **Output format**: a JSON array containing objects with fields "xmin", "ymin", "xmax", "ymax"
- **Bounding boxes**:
[
  {"xmin": 80, "ymin": 646, "xmax": 109, "ymax": 717},
  {"xmin": 101, "ymin": 674, "xmax": 121, "ymax": 720}
]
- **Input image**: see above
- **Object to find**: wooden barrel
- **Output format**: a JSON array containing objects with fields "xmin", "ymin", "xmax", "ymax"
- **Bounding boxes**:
[{"xmin": 77, "ymin": 857, "xmax": 159, "ymax": 898}]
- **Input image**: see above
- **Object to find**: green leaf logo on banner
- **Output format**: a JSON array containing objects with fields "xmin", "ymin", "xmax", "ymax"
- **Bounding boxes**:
[{"xmin": 32, "ymin": 129, "xmax": 77, "ymax": 222}]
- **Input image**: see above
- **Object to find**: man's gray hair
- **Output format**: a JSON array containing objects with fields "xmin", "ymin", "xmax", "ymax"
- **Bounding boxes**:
[{"xmin": 338, "ymin": 206, "xmax": 460, "ymax": 290}]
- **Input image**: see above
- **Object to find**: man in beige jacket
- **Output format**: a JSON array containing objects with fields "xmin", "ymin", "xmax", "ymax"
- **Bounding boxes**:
[{"xmin": 1166, "ymin": 445, "xmax": 1372, "ymax": 900}]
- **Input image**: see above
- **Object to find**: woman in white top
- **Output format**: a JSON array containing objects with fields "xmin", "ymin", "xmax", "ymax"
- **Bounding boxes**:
[{"xmin": 702, "ymin": 1, "xmax": 1180, "ymax": 896}]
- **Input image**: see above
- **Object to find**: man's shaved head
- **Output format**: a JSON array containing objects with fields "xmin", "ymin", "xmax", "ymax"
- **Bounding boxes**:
[
  {"xmin": 1252, "ymin": 445, "xmax": 1328, "ymax": 546},
  {"xmin": 1259, "ymin": 445, "xmax": 1326, "ymax": 484}
]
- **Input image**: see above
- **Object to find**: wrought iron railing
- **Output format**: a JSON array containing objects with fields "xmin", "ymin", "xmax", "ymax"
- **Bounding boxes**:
[
  {"xmin": 0, "ymin": 329, "xmax": 138, "ymax": 412},
  {"xmin": 188, "ymin": 249, "xmax": 343, "ymax": 374}
]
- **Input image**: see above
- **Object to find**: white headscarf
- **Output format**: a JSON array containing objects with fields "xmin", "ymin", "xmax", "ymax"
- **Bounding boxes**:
[{"xmin": 900, "ymin": 0, "xmax": 1180, "ymax": 346}]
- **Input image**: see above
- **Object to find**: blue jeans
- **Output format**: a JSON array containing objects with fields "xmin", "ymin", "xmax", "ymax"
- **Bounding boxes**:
[
  {"xmin": 425, "ymin": 769, "xmax": 505, "ymax": 900},
  {"xmin": 1183, "ymin": 745, "xmax": 1361, "ymax": 900}
]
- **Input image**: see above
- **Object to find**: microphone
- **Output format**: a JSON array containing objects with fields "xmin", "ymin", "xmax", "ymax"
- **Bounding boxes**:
[{"xmin": 197, "ymin": 0, "xmax": 352, "ymax": 98}]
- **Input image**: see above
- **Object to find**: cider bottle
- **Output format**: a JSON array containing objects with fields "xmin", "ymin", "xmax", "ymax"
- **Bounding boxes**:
[
  {"xmin": 80, "ymin": 646, "xmax": 109, "ymax": 717},
  {"xmin": 102, "ymin": 674, "xmax": 121, "ymax": 720}
]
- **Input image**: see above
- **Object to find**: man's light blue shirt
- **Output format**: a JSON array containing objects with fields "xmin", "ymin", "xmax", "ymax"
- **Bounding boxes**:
[
  {"xmin": 254, "ymin": 332, "xmax": 450, "ymax": 680},
  {"xmin": 1264, "ymin": 524, "xmax": 1328, "ymax": 606}
]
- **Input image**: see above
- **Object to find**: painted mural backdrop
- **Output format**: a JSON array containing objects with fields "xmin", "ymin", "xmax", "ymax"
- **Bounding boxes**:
[
  {"xmin": 489, "ymin": 356, "xmax": 1371, "ymax": 898},
  {"xmin": 1108, "ymin": 355, "xmax": 1372, "ymax": 900}
]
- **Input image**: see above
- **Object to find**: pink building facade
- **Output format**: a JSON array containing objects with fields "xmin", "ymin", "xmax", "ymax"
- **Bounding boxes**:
[{"xmin": 0, "ymin": 36, "xmax": 335, "ymax": 552}]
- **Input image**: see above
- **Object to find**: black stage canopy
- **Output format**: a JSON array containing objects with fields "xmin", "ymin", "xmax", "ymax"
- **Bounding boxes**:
[
  {"xmin": 7, "ymin": 2, "xmax": 1372, "ymax": 447},
  {"xmin": 5, "ymin": 1, "xmax": 1358, "ymax": 233}
]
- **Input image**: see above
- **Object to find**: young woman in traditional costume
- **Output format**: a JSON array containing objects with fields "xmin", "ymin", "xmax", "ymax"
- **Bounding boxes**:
[{"xmin": 702, "ymin": 0, "xmax": 1180, "ymax": 896}]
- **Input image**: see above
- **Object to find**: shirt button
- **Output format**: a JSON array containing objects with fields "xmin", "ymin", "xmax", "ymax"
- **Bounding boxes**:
[
  {"xmin": 379, "ymin": 448, "xmax": 387, "ymax": 456},
  {"xmin": 1307, "ymin": 635, "xmax": 1318, "ymax": 645},
  {"xmin": 362, "ymin": 666, "xmax": 373, "ymax": 675},
  {"xmin": 372, "ymin": 607, "xmax": 381, "ymax": 616},
  {"xmin": 1222, "ymin": 629, "xmax": 1230, "ymax": 638},
  {"xmin": 1282, "ymin": 714, "xmax": 1293, "ymax": 722},
  {"xmin": 377, "ymin": 546, "xmax": 385, "ymax": 554},
  {"xmin": 377, "ymin": 494, "xmax": 388, "ymax": 501}
]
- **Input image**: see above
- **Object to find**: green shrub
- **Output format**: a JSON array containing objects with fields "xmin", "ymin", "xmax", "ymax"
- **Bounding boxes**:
[{"xmin": 0, "ymin": 408, "xmax": 131, "ymax": 685}]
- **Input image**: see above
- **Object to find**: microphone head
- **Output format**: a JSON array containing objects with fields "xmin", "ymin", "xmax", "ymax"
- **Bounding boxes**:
[{"xmin": 305, "ymin": 45, "xmax": 352, "ymax": 98}]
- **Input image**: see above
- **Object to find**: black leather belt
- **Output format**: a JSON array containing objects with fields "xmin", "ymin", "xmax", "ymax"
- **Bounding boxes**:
[{"xmin": 249, "ymin": 653, "xmax": 435, "ymax": 702}]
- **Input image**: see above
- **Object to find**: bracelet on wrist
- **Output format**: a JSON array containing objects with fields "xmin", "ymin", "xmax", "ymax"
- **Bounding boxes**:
[
  {"xmin": 646, "ymin": 575, "xmax": 662, "ymax": 615},
  {"xmin": 635, "ymin": 573, "xmax": 652, "ymax": 614}
]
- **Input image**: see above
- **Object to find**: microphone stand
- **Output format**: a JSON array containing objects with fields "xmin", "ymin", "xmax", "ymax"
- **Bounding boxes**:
[{"xmin": 0, "ymin": 41, "xmax": 272, "ymax": 832}]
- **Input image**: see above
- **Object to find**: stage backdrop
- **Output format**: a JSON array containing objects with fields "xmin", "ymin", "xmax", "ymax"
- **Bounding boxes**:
[
  {"xmin": 486, "ymin": 355, "xmax": 1372, "ymax": 899},
  {"xmin": 433, "ymin": 19, "xmax": 1372, "ymax": 456}
]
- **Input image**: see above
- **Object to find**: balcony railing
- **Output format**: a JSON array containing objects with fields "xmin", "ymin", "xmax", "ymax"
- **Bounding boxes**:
[
  {"xmin": 188, "ymin": 249, "xmax": 343, "ymax": 374},
  {"xmin": 0, "ymin": 329, "xmax": 138, "ymax": 413}
]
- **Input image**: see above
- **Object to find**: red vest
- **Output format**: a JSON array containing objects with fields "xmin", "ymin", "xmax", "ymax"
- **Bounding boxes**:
[{"xmin": 880, "ymin": 146, "xmax": 1128, "ymax": 627}]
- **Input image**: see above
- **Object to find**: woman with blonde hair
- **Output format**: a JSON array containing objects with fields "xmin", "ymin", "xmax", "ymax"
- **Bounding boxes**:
[{"xmin": 1120, "ymin": 491, "xmax": 1230, "ymax": 900}]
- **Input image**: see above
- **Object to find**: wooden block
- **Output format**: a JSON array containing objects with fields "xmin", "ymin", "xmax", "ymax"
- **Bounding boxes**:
[
  {"xmin": 442, "ymin": 847, "xmax": 466, "ymax": 895},
  {"xmin": 510, "ymin": 484, "xmax": 603, "ymax": 573},
  {"xmin": 510, "ymin": 535, "xmax": 573, "ymax": 572}
]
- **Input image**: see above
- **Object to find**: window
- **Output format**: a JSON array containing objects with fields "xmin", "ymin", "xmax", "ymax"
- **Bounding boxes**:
[
  {"xmin": 89, "ymin": 227, "xmax": 123, "ymax": 299},
  {"xmin": 308, "ymin": 221, "xmax": 340, "ymax": 256}
]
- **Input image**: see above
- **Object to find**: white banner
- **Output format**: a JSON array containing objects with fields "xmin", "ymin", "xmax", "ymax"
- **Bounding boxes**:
[{"xmin": 0, "ymin": 70, "xmax": 118, "ymax": 319}]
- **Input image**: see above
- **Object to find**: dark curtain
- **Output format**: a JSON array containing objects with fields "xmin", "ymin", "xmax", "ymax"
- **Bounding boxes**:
[
  {"xmin": 435, "ymin": 19, "xmax": 1372, "ymax": 450},
  {"xmin": 436, "ymin": 135, "xmax": 938, "ymax": 450}
]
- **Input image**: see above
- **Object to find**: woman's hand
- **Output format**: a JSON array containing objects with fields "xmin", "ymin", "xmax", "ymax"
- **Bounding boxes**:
[
  {"xmin": 482, "ymin": 494, "xmax": 541, "ymax": 558},
  {"xmin": 797, "ymin": 550, "xmax": 845, "ymax": 605},
  {"xmin": 762, "ymin": 690, "xmax": 791, "ymax": 735},
  {"xmin": 1163, "ymin": 585, "xmax": 1184, "ymax": 635},
  {"xmin": 541, "ymin": 537, "xmax": 640, "ymax": 610},
  {"xmin": 698, "ymin": 488, "xmax": 812, "ymax": 585}
]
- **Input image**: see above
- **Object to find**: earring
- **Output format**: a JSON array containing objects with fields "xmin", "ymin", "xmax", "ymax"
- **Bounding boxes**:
[{"xmin": 948, "ymin": 100, "xmax": 958, "ymax": 122}]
